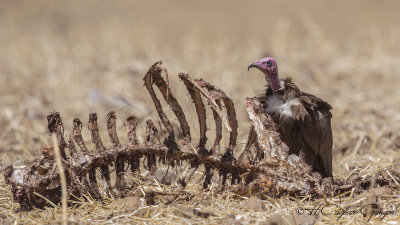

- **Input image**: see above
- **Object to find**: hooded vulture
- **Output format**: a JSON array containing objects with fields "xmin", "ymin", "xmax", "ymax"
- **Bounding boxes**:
[{"xmin": 248, "ymin": 57, "xmax": 333, "ymax": 177}]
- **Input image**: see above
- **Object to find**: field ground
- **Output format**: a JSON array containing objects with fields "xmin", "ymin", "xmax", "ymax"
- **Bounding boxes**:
[{"xmin": 1, "ymin": 0, "xmax": 400, "ymax": 224}]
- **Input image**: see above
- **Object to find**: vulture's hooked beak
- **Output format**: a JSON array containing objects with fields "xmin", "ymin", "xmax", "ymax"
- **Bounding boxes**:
[{"xmin": 248, "ymin": 63, "xmax": 257, "ymax": 71}]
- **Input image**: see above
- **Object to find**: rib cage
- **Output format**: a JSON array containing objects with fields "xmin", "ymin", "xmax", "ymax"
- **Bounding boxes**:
[{"xmin": 4, "ymin": 61, "xmax": 400, "ymax": 211}]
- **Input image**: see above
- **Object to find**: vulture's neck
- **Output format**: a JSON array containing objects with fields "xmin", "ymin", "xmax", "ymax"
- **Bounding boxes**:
[
  {"xmin": 265, "ymin": 73, "xmax": 282, "ymax": 92},
  {"xmin": 267, "ymin": 78, "xmax": 301, "ymax": 101}
]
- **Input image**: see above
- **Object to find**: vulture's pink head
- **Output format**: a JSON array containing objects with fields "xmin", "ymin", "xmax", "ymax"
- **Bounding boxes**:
[{"xmin": 248, "ymin": 57, "xmax": 281, "ymax": 91}]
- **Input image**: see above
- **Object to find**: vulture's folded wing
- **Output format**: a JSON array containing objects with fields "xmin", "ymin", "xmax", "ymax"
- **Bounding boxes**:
[{"xmin": 298, "ymin": 93, "xmax": 333, "ymax": 177}]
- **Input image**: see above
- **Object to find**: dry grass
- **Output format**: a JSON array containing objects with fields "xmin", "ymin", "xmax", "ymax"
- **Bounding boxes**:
[{"xmin": 1, "ymin": 0, "xmax": 400, "ymax": 224}]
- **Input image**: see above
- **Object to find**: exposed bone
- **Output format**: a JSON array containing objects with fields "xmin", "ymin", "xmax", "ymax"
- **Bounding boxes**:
[
  {"xmin": 88, "ymin": 113, "xmax": 112, "ymax": 196},
  {"xmin": 244, "ymin": 97, "xmax": 289, "ymax": 161},
  {"xmin": 145, "ymin": 120, "xmax": 158, "ymax": 174},
  {"xmin": 47, "ymin": 112, "xmax": 67, "ymax": 159},
  {"xmin": 238, "ymin": 125, "xmax": 256, "ymax": 164},
  {"xmin": 71, "ymin": 118, "xmax": 97, "ymax": 199},
  {"xmin": 72, "ymin": 117, "xmax": 98, "ymax": 198},
  {"xmin": 144, "ymin": 61, "xmax": 191, "ymax": 143},
  {"xmin": 179, "ymin": 73, "xmax": 207, "ymax": 151},
  {"xmin": 72, "ymin": 118, "xmax": 88, "ymax": 154},
  {"xmin": 193, "ymin": 79, "xmax": 239, "ymax": 186},
  {"xmin": 87, "ymin": 166, "xmax": 102, "ymax": 200},
  {"xmin": 67, "ymin": 135, "xmax": 78, "ymax": 158},
  {"xmin": 195, "ymin": 79, "xmax": 238, "ymax": 152},
  {"xmin": 143, "ymin": 62, "xmax": 175, "ymax": 140},
  {"xmin": 179, "ymin": 74, "xmax": 236, "ymax": 188},
  {"xmin": 179, "ymin": 73, "xmax": 223, "ymax": 157},
  {"xmin": 88, "ymin": 113, "xmax": 106, "ymax": 152},
  {"xmin": 125, "ymin": 115, "xmax": 139, "ymax": 146},
  {"xmin": 124, "ymin": 115, "xmax": 140, "ymax": 176},
  {"xmin": 107, "ymin": 111, "xmax": 120, "ymax": 147},
  {"xmin": 211, "ymin": 99, "xmax": 223, "ymax": 157},
  {"xmin": 107, "ymin": 111, "xmax": 124, "ymax": 189}
]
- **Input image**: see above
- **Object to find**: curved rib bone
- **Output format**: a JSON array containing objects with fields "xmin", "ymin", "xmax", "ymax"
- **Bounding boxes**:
[
  {"xmin": 72, "ymin": 118, "xmax": 88, "ymax": 154},
  {"xmin": 89, "ymin": 113, "xmax": 112, "ymax": 196},
  {"xmin": 194, "ymin": 79, "xmax": 238, "ymax": 152},
  {"xmin": 107, "ymin": 111, "xmax": 120, "ymax": 147},
  {"xmin": 144, "ymin": 61, "xmax": 191, "ymax": 143},
  {"xmin": 179, "ymin": 73, "xmax": 207, "ymax": 151}
]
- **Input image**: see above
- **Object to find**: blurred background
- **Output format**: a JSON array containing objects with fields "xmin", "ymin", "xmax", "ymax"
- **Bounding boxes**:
[{"xmin": 1, "ymin": 0, "xmax": 400, "ymax": 176}]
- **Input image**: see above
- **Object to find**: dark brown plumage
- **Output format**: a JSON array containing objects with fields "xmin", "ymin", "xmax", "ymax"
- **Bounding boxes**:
[
  {"xmin": 249, "ymin": 57, "xmax": 333, "ymax": 177},
  {"xmin": 259, "ymin": 78, "xmax": 332, "ymax": 177}
]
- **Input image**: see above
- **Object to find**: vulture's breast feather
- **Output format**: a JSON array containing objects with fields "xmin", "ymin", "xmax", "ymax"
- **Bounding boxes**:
[{"xmin": 264, "ymin": 95, "xmax": 302, "ymax": 118}]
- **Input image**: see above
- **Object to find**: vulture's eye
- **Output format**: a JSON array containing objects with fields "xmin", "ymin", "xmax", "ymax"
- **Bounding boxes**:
[{"xmin": 267, "ymin": 60, "xmax": 272, "ymax": 66}]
